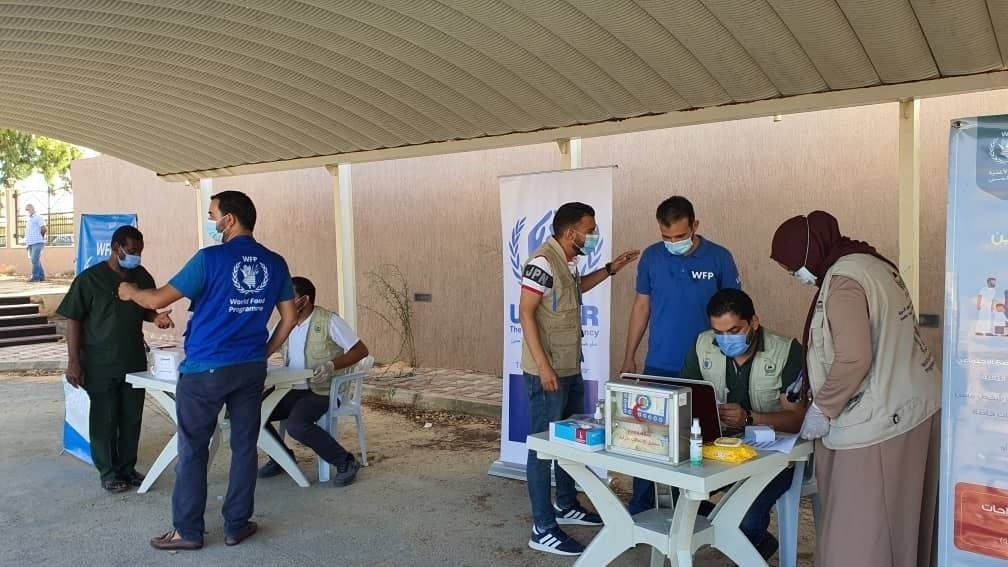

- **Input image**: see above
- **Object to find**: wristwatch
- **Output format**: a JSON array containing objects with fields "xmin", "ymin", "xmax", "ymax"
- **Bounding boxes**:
[
  {"xmin": 605, "ymin": 262, "xmax": 615, "ymax": 276},
  {"xmin": 745, "ymin": 410, "xmax": 754, "ymax": 426}
]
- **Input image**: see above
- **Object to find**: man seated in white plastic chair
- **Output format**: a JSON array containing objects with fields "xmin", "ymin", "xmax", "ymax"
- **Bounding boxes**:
[{"xmin": 259, "ymin": 276, "xmax": 369, "ymax": 486}]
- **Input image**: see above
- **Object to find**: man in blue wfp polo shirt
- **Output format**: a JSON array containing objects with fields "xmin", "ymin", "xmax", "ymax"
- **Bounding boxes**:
[
  {"xmin": 117, "ymin": 191, "xmax": 298, "ymax": 550},
  {"xmin": 619, "ymin": 196, "xmax": 740, "ymax": 515}
]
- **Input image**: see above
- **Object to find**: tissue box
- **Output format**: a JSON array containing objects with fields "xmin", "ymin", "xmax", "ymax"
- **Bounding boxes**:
[
  {"xmin": 550, "ymin": 418, "xmax": 605, "ymax": 451},
  {"xmin": 151, "ymin": 348, "xmax": 182, "ymax": 382},
  {"xmin": 744, "ymin": 425, "xmax": 776, "ymax": 444}
]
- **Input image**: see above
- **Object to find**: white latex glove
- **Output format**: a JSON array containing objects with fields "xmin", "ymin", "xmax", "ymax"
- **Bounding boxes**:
[
  {"xmin": 310, "ymin": 360, "xmax": 336, "ymax": 385},
  {"xmin": 799, "ymin": 403, "xmax": 830, "ymax": 440}
]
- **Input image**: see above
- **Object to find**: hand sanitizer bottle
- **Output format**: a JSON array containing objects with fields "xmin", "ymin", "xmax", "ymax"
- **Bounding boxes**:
[{"xmin": 690, "ymin": 418, "xmax": 703, "ymax": 466}]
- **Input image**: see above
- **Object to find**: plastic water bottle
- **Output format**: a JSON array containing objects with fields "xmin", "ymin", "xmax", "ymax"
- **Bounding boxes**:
[{"xmin": 690, "ymin": 418, "xmax": 703, "ymax": 466}]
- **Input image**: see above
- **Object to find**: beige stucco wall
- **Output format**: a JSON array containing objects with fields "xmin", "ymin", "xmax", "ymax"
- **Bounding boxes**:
[
  {"xmin": 0, "ymin": 245, "xmax": 74, "ymax": 277},
  {"xmin": 66, "ymin": 89, "xmax": 1008, "ymax": 373},
  {"xmin": 70, "ymin": 156, "xmax": 197, "ymax": 341}
]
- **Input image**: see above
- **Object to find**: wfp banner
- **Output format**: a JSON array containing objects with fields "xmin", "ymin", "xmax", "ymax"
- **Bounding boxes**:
[
  {"xmin": 490, "ymin": 167, "xmax": 614, "ymax": 479},
  {"xmin": 940, "ymin": 116, "xmax": 1008, "ymax": 565},
  {"xmin": 76, "ymin": 213, "xmax": 138, "ymax": 274},
  {"xmin": 63, "ymin": 213, "xmax": 138, "ymax": 465}
]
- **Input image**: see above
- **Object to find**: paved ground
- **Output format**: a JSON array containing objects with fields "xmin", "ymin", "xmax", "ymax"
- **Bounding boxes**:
[
  {"xmin": 0, "ymin": 372, "xmax": 815, "ymax": 566},
  {"xmin": 0, "ymin": 277, "xmax": 816, "ymax": 564},
  {"xmin": 0, "ymin": 339, "xmax": 507, "ymax": 419},
  {"xmin": 0, "ymin": 274, "xmax": 70, "ymax": 298}
]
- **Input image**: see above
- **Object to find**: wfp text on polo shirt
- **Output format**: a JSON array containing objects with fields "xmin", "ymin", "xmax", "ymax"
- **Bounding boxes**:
[{"xmin": 229, "ymin": 296, "xmax": 266, "ymax": 313}]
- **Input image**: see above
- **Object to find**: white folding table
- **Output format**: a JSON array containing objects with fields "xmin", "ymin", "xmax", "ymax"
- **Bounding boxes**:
[
  {"xmin": 526, "ymin": 433, "xmax": 812, "ymax": 567},
  {"xmin": 125, "ymin": 368, "xmax": 314, "ymax": 493}
]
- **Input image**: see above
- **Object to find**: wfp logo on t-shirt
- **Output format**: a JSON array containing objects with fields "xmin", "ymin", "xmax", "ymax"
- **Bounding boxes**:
[
  {"xmin": 691, "ymin": 271, "xmax": 715, "ymax": 280},
  {"xmin": 508, "ymin": 210, "xmax": 603, "ymax": 282},
  {"xmin": 232, "ymin": 256, "xmax": 270, "ymax": 295}
]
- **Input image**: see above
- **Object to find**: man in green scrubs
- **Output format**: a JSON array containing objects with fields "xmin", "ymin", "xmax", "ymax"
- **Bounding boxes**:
[{"xmin": 58, "ymin": 225, "xmax": 174, "ymax": 493}]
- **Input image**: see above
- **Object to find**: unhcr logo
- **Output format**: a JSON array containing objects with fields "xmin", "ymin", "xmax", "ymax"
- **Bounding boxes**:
[{"xmin": 508, "ymin": 209, "xmax": 604, "ymax": 282}]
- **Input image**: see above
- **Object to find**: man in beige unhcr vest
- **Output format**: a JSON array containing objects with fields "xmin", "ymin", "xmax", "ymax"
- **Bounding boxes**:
[
  {"xmin": 519, "ymin": 202, "xmax": 639, "ymax": 556},
  {"xmin": 680, "ymin": 288, "xmax": 807, "ymax": 561},
  {"xmin": 258, "ymin": 276, "xmax": 369, "ymax": 487}
]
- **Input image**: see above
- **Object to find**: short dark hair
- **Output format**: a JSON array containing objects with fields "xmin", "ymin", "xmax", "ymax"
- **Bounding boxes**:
[
  {"xmin": 656, "ymin": 196, "xmax": 695, "ymax": 227},
  {"xmin": 110, "ymin": 225, "xmax": 143, "ymax": 247},
  {"xmin": 707, "ymin": 289, "xmax": 756, "ymax": 321},
  {"xmin": 212, "ymin": 190, "xmax": 257, "ymax": 231},
  {"xmin": 291, "ymin": 276, "xmax": 316, "ymax": 304},
  {"xmin": 552, "ymin": 202, "xmax": 595, "ymax": 236}
]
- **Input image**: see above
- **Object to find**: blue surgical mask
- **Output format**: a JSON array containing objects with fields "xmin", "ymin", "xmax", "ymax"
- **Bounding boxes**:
[
  {"xmin": 580, "ymin": 233, "xmax": 600, "ymax": 256},
  {"xmin": 715, "ymin": 332, "xmax": 751, "ymax": 358},
  {"xmin": 574, "ymin": 231, "xmax": 600, "ymax": 256},
  {"xmin": 118, "ymin": 253, "xmax": 141, "ymax": 270},
  {"xmin": 205, "ymin": 219, "xmax": 224, "ymax": 243},
  {"xmin": 664, "ymin": 237, "xmax": 692, "ymax": 256}
]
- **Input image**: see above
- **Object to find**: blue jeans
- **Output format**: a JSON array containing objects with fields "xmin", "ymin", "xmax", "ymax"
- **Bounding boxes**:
[
  {"xmin": 172, "ymin": 361, "xmax": 266, "ymax": 542},
  {"xmin": 526, "ymin": 372, "xmax": 584, "ymax": 530},
  {"xmin": 27, "ymin": 243, "xmax": 44, "ymax": 281},
  {"xmin": 628, "ymin": 365, "xmax": 680, "ymax": 514}
]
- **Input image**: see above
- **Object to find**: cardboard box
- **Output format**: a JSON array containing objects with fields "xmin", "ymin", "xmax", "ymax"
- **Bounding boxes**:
[
  {"xmin": 550, "ymin": 418, "xmax": 605, "ymax": 451},
  {"xmin": 151, "ymin": 348, "xmax": 182, "ymax": 382}
]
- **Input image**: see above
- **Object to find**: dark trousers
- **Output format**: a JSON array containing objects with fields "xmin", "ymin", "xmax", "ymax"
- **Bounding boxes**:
[
  {"xmin": 172, "ymin": 362, "xmax": 265, "ymax": 542},
  {"xmin": 628, "ymin": 365, "xmax": 680, "ymax": 514},
  {"xmin": 264, "ymin": 389, "xmax": 350, "ymax": 466},
  {"xmin": 87, "ymin": 377, "xmax": 145, "ymax": 483},
  {"xmin": 525, "ymin": 372, "xmax": 584, "ymax": 530}
]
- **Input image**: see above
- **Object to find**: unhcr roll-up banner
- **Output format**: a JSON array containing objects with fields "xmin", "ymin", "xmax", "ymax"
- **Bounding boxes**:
[
  {"xmin": 62, "ymin": 213, "xmax": 139, "ymax": 465},
  {"xmin": 489, "ymin": 167, "xmax": 614, "ymax": 480},
  {"xmin": 76, "ymin": 213, "xmax": 139, "ymax": 273},
  {"xmin": 940, "ymin": 116, "xmax": 1008, "ymax": 565}
]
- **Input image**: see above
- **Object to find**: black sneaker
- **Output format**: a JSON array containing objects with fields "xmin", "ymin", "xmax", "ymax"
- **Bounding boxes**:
[
  {"xmin": 756, "ymin": 532, "xmax": 779, "ymax": 560},
  {"xmin": 331, "ymin": 455, "xmax": 359, "ymax": 487},
  {"xmin": 554, "ymin": 502, "xmax": 603, "ymax": 526},
  {"xmin": 528, "ymin": 525, "xmax": 584, "ymax": 556},
  {"xmin": 257, "ymin": 459, "xmax": 283, "ymax": 478}
]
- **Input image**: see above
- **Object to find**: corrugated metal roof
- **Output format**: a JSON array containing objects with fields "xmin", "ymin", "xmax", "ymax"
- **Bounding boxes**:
[{"xmin": 0, "ymin": 0, "xmax": 1005, "ymax": 177}]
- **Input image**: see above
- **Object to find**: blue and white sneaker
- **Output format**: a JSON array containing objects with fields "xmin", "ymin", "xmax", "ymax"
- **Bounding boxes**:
[
  {"xmin": 554, "ymin": 502, "xmax": 603, "ymax": 526},
  {"xmin": 528, "ymin": 525, "xmax": 585, "ymax": 556}
]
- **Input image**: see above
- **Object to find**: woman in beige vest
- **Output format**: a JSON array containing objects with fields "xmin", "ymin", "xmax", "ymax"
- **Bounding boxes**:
[{"xmin": 770, "ymin": 211, "xmax": 941, "ymax": 567}]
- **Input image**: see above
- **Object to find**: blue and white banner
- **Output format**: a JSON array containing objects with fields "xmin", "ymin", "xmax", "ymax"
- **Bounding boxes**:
[
  {"xmin": 939, "ymin": 116, "xmax": 1008, "ymax": 564},
  {"xmin": 62, "ymin": 378, "xmax": 93, "ymax": 465},
  {"xmin": 76, "ymin": 213, "xmax": 138, "ymax": 274},
  {"xmin": 63, "ymin": 213, "xmax": 138, "ymax": 465},
  {"xmin": 490, "ymin": 167, "xmax": 614, "ymax": 479}
]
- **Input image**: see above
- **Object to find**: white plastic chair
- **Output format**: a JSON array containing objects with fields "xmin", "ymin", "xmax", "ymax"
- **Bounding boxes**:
[
  {"xmin": 274, "ymin": 355, "xmax": 374, "ymax": 484},
  {"xmin": 774, "ymin": 455, "xmax": 821, "ymax": 567},
  {"xmin": 317, "ymin": 355, "xmax": 374, "ymax": 482}
]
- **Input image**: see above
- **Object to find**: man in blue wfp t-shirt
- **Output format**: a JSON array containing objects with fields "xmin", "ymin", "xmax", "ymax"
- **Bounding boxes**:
[
  {"xmin": 117, "ymin": 190, "xmax": 298, "ymax": 551},
  {"xmin": 619, "ymin": 196, "xmax": 740, "ymax": 515}
]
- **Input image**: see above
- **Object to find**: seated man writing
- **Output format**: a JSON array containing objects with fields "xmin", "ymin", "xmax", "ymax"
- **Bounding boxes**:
[
  {"xmin": 678, "ymin": 288, "xmax": 807, "ymax": 560},
  {"xmin": 259, "ymin": 276, "xmax": 369, "ymax": 486}
]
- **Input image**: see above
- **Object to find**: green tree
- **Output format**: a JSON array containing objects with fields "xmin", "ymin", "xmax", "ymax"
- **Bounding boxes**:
[{"xmin": 0, "ymin": 129, "xmax": 83, "ymax": 196}]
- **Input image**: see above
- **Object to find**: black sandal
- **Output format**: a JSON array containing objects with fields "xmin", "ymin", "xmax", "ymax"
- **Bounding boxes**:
[
  {"xmin": 120, "ymin": 470, "xmax": 145, "ymax": 487},
  {"xmin": 102, "ymin": 479, "xmax": 130, "ymax": 493}
]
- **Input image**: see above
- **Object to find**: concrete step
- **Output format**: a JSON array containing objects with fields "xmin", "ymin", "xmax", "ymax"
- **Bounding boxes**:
[
  {"xmin": 0, "ymin": 314, "xmax": 47, "ymax": 328},
  {"xmin": 0, "ymin": 334, "xmax": 61, "ymax": 348},
  {"xmin": 0, "ymin": 304, "xmax": 39, "ymax": 317},
  {"xmin": 0, "ymin": 296, "xmax": 31, "ymax": 306},
  {"xmin": 0, "ymin": 324, "xmax": 59, "ymax": 340}
]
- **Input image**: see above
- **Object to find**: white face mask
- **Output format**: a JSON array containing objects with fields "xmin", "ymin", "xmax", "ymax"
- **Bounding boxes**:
[
  {"xmin": 791, "ymin": 217, "xmax": 818, "ymax": 286},
  {"xmin": 794, "ymin": 266, "xmax": 818, "ymax": 286}
]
